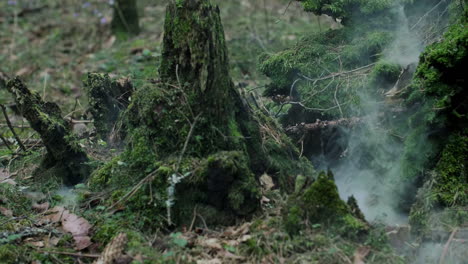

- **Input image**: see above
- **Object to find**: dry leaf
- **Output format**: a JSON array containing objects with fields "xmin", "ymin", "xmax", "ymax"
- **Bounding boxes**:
[
  {"xmin": 197, "ymin": 259, "xmax": 222, "ymax": 264},
  {"xmin": 260, "ymin": 173, "xmax": 274, "ymax": 191},
  {"xmin": 93, "ymin": 233, "xmax": 128, "ymax": 264},
  {"xmin": 46, "ymin": 236, "xmax": 60, "ymax": 247},
  {"xmin": 41, "ymin": 206, "xmax": 92, "ymax": 250},
  {"xmin": 0, "ymin": 169, "xmax": 16, "ymax": 185},
  {"xmin": 201, "ymin": 238, "xmax": 223, "ymax": 250},
  {"xmin": 15, "ymin": 66, "xmax": 34, "ymax": 77},
  {"xmin": 32, "ymin": 202, "xmax": 50, "ymax": 212},
  {"xmin": 0, "ymin": 206, "xmax": 13, "ymax": 217},
  {"xmin": 25, "ymin": 241, "xmax": 45, "ymax": 248},
  {"xmin": 0, "ymin": 169, "xmax": 10, "ymax": 181},
  {"xmin": 61, "ymin": 212, "xmax": 92, "ymax": 250},
  {"xmin": 239, "ymin": 235, "xmax": 252, "ymax": 243},
  {"xmin": 42, "ymin": 206, "xmax": 67, "ymax": 223},
  {"xmin": 353, "ymin": 246, "xmax": 371, "ymax": 264},
  {"xmin": 220, "ymin": 250, "xmax": 245, "ymax": 260}
]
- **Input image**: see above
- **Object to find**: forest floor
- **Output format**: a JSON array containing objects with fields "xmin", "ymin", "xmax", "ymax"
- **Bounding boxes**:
[{"xmin": 0, "ymin": 1, "xmax": 464, "ymax": 264}]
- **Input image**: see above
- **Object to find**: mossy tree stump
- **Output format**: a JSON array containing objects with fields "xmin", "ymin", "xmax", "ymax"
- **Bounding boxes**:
[{"xmin": 92, "ymin": 0, "xmax": 314, "ymax": 228}]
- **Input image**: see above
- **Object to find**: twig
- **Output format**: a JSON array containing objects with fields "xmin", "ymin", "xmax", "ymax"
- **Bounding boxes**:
[
  {"xmin": 108, "ymin": 170, "xmax": 158, "ymax": 211},
  {"xmin": 38, "ymin": 250, "xmax": 100, "ymax": 258},
  {"xmin": 0, "ymin": 134, "xmax": 12, "ymax": 151},
  {"xmin": 175, "ymin": 113, "xmax": 202, "ymax": 172},
  {"xmin": 439, "ymin": 228, "xmax": 458, "ymax": 264},
  {"xmin": 411, "ymin": 0, "xmax": 447, "ymax": 30},
  {"xmin": 299, "ymin": 63, "xmax": 376, "ymax": 83},
  {"xmin": 286, "ymin": 117, "xmax": 363, "ymax": 135},
  {"xmin": 0, "ymin": 104, "xmax": 26, "ymax": 151},
  {"xmin": 282, "ymin": 0, "xmax": 294, "ymax": 15},
  {"xmin": 334, "ymin": 82, "xmax": 344, "ymax": 118},
  {"xmin": 188, "ymin": 205, "xmax": 198, "ymax": 232}
]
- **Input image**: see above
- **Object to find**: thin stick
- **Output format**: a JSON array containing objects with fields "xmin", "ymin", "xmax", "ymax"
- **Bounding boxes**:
[
  {"xmin": 0, "ymin": 134, "xmax": 12, "ymax": 151},
  {"xmin": 299, "ymin": 63, "xmax": 376, "ymax": 83},
  {"xmin": 175, "ymin": 113, "xmax": 202, "ymax": 172},
  {"xmin": 0, "ymin": 104, "xmax": 26, "ymax": 151},
  {"xmin": 439, "ymin": 228, "xmax": 458, "ymax": 264},
  {"xmin": 38, "ymin": 250, "xmax": 100, "ymax": 258}
]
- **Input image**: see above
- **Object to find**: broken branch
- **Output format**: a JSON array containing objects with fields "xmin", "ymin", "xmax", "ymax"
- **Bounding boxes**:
[
  {"xmin": 286, "ymin": 117, "xmax": 363, "ymax": 135},
  {"xmin": 0, "ymin": 104, "xmax": 26, "ymax": 151}
]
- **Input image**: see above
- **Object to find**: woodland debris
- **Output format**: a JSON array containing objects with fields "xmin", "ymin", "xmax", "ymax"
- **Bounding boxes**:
[
  {"xmin": 93, "ymin": 233, "xmax": 129, "ymax": 264},
  {"xmin": 0, "ymin": 104, "xmax": 26, "ymax": 151},
  {"xmin": 5, "ymin": 77, "xmax": 90, "ymax": 185},
  {"xmin": 42, "ymin": 206, "xmax": 92, "ymax": 250},
  {"xmin": 285, "ymin": 117, "xmax": 363, "ymax": 135}
]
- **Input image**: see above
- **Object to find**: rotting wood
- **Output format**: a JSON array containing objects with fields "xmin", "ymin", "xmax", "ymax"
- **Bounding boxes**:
[
  {"xmin": 5, "ymin": 77, "xmax": 90, "ymax": 185},
  {"xmin": 286, "ymin": 117, "xmax": 363, "ymax": 135}
]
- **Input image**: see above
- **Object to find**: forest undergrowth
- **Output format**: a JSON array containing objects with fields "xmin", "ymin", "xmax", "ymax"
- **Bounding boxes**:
[{"xmin": 0, "ymin": 0, "xmax": 466, "ymax": 264}]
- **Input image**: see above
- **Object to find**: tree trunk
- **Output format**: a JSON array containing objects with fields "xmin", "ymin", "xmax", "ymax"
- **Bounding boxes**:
[{"xmin": 111, "ymin": 0, "xmax": 140, "ymax": 37}]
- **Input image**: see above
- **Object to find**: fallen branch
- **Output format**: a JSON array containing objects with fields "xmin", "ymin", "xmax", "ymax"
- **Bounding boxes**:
[
  {"xmin": 286, "ymin": 117, "xmax": 363, "ymax": 135},
  {"xmin": 439, "ymin": 228, "xmax": 458, "ymax": 264},
  {"xmin": 38, "ymin": 251, "xmax": 99, "ymax": 258},
  {"xmin": 298, "ymin": 63, "xmax": 376, "ymax": 83},
  {"xmin": 0, "ymin": 134, "xmax": 12, "ymax": 151},
  {"xmin": 0, "ymin": 104, "xmax": 26, "ymax": 151}
]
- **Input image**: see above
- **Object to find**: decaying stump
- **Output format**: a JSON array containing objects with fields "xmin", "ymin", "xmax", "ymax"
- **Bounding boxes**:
[
  {"xmin": 111, "ymin": 0, "xmax": 140, "ymax": 37},
  {"xmin": 84, "ymin": 73, "xmax": 133, "ymax": 141},
  {"xmin": 5, "ymin": 78, "xmax": 90, "ymax": 185},
  {"xmin": 91, "ymin": 0, "xmax": 314, "ymax": 227}
]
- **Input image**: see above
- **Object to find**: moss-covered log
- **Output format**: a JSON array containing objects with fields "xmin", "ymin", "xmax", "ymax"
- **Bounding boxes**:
[
  {"xmin": 5, "ymin": 77, "xmax": 90, "ymax": 185},
  {"xmin": 111, "ymin": 0, "xmax": 140, "ymax": 37}
]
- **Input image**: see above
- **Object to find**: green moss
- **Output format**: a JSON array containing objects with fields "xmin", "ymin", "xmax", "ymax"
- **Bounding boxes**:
[
  {"xmin": 0, "ymin": 184, "xmax": 31, "ymax": 218},
  {"xmin": 284, "ymin": 172, "xmax": 367, "ymax": 237},
  {"xmin": 370, "ymin": 60, "xmax": 401, "ymax": 86},
  {"xmin": 433, "ymin": 133, "xmax": 468, "ymax": 206},
  {"xmin": 0, "ymin": 244, "xmax": 17, "ymax": 263}
]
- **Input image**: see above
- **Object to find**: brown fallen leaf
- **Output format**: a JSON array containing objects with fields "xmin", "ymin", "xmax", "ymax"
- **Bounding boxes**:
[
  {"xmin": 0, "ymin": 206, "xmax": 13, "ymax": 217},
  {"xmin": 25, "ymin": 241, "xmax": 45, "ymax": 248},
  {"xmin": 201, "ymin": 238, "xmax": 223, "ymax": 250},
  {"xmin": 93, "ymin": 233, "xmax": 128, "ymax": 264},
  {"xmin": 61, "ymin": 212, "xmax": 92, "ymax": 250},
  {"xmin": 260, "ymin": 173, "xmax": 275, "ymax": 191},
  {"xmin": 353, "ymin": 246, "xmax": 371, "ymax": 264},
  {"xmin": 0, "ymin": 169, "xmax": 10, "ymax": 181},
  {"xmin": 220, "ymin": 250, "xmax": 245, "ymax": 260},
  {"xmin": 32, "ymin": 202, "xmax": 50, "ymax": 212},
  {"xmin": 41, "ymin": 206, "xmax": 92, "ymax": 250},
  {"xmin": 42, "ymin": 206, "xmax": 67, "ymax": 223},
  {"xmin": 0, "ymin": 169, "xmax": 16, "ymax": 185},
  {"xmin": 15, "ymin": 66, "xmax": 34, "ymax": 77}
]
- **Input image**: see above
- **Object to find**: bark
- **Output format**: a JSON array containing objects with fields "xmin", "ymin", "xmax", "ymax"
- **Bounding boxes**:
[
  {"xmin": 160, "ymin": 0, "xmax": 238, "ymax": 123},
  {"xmin": 5, "ymin": 77, "xmax": 90, "ymax": 185},
  {"xmin": 111, "ymin": 0, "xmax": 140, "ymax": 37}
]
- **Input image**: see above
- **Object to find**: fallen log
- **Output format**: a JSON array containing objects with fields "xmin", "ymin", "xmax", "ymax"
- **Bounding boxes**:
[
  {"xmin": 285, "ymin": 117, "xmax": 363, "ymax": 135},
  {"xmin": 5, "ymin": 77, "xmax": 90, "ymax": 185}
]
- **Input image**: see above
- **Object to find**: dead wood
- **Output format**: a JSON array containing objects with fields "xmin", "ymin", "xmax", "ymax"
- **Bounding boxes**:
[
  {"xmin": 5, "ymin": 77, "xmax": 90, "ymax": 184},
  {"xmin": 285, "ymin": 117, "xmax": 363, "ymax": 135}
]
